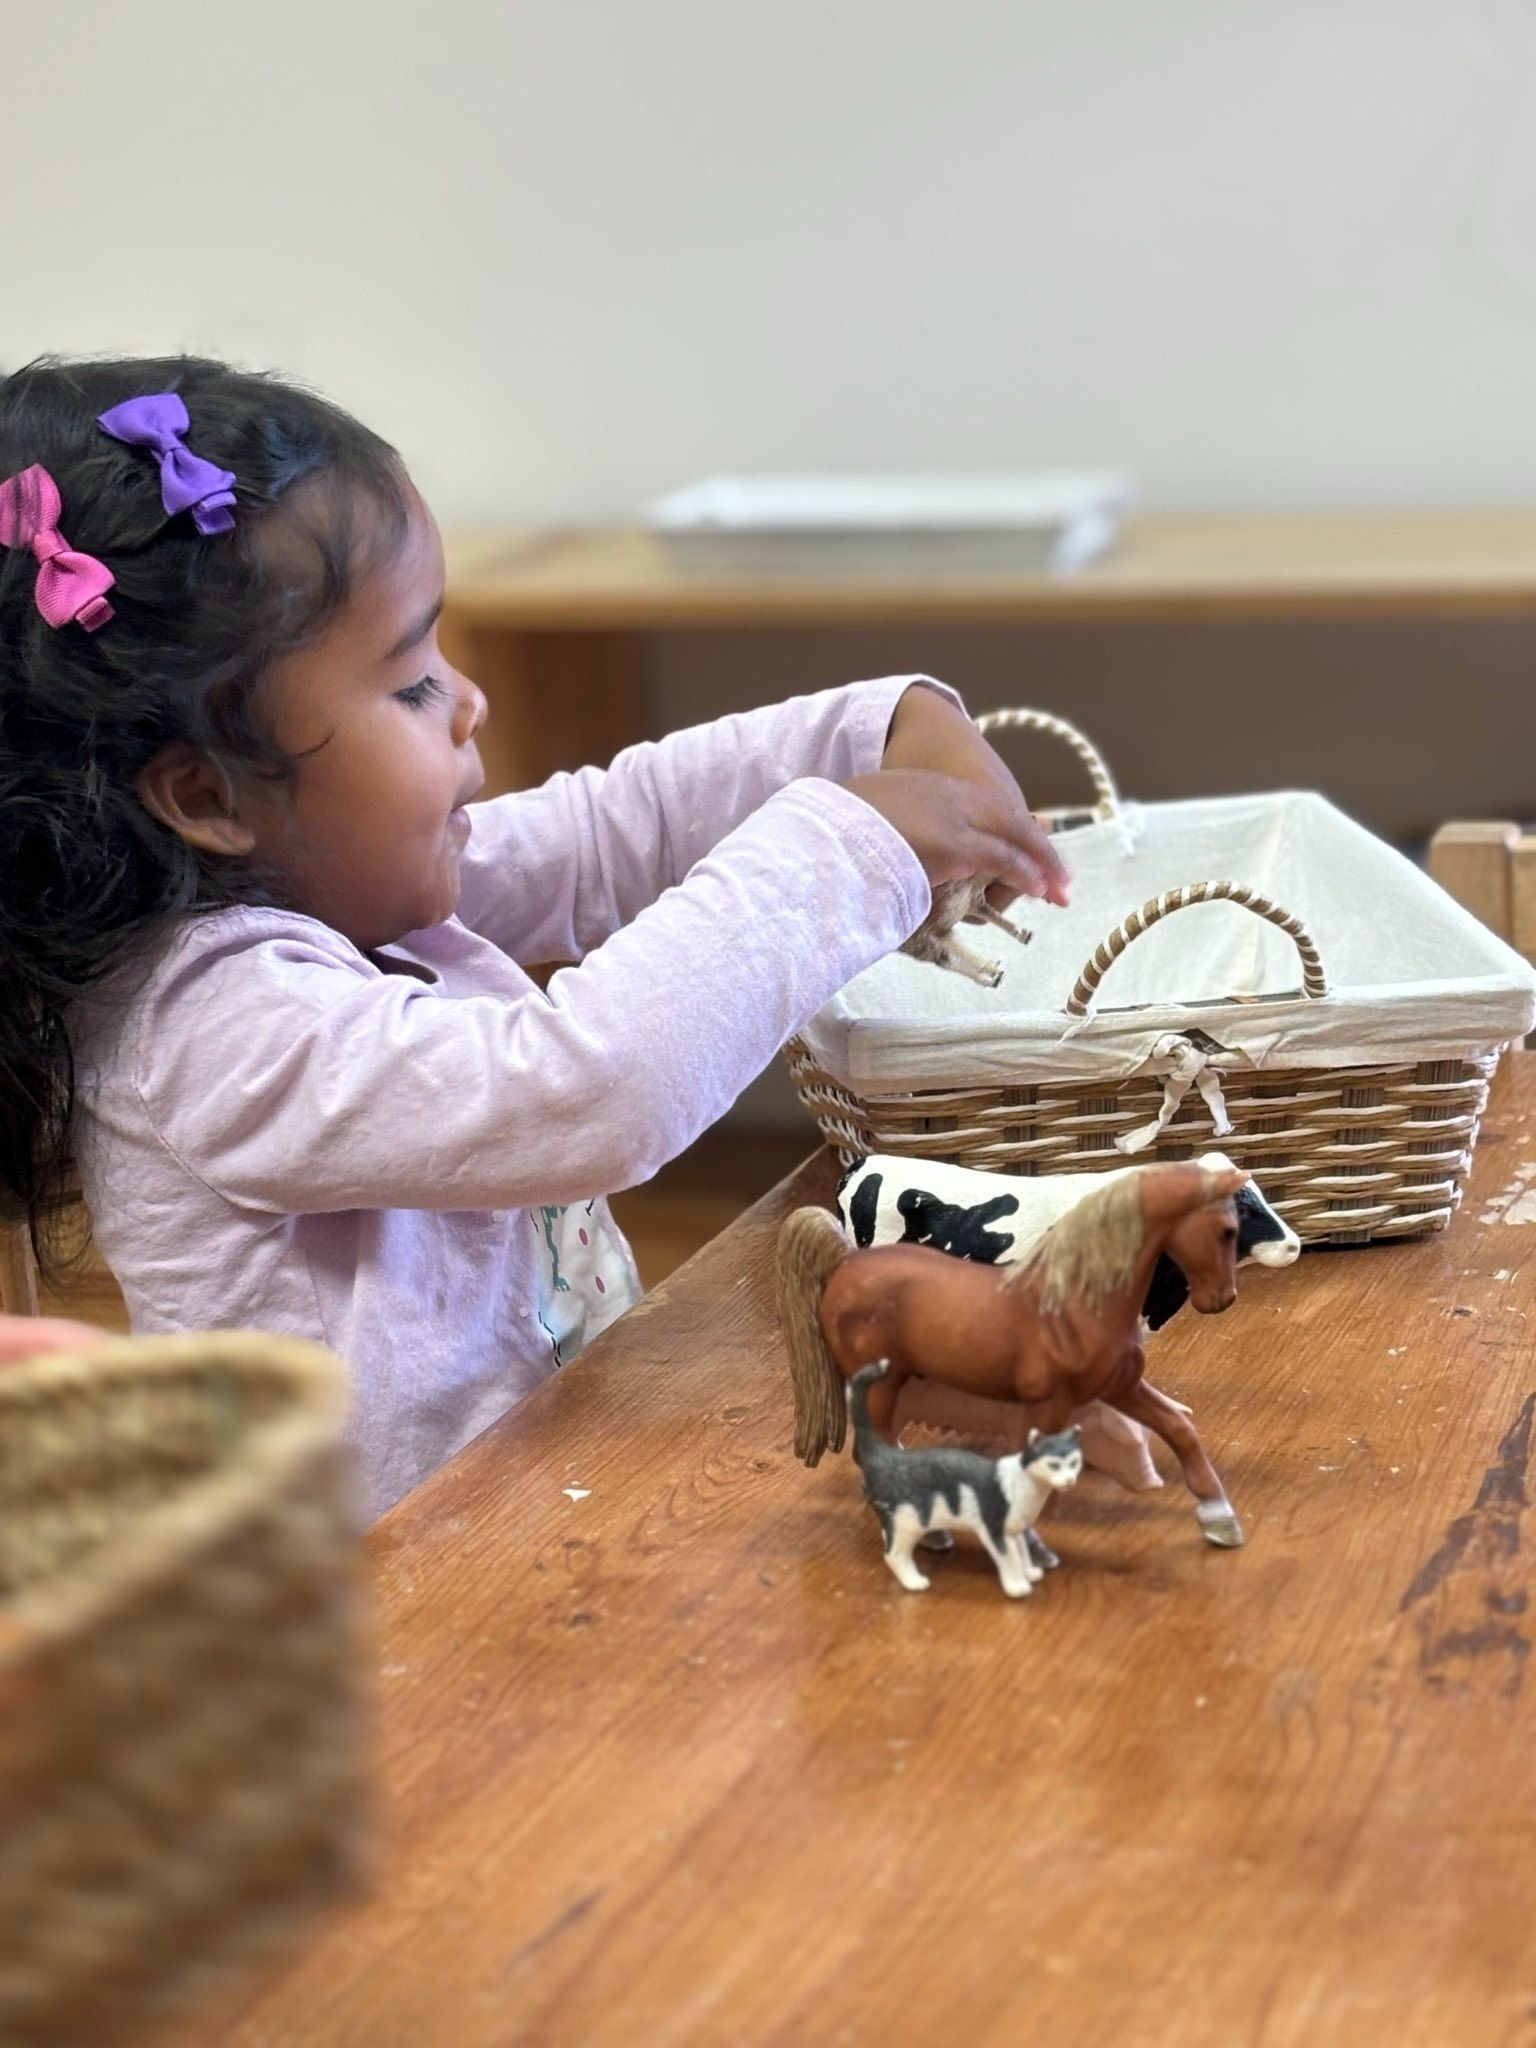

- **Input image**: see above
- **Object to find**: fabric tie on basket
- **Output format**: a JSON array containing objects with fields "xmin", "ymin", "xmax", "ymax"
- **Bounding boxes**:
[
  {"xmin": 1116, "ymin": 1033, "xmax": 1235, "ymax": 1155},
  {"xmin": 97, "ymin": 392, "xmax": 238, "ymax": 535}
]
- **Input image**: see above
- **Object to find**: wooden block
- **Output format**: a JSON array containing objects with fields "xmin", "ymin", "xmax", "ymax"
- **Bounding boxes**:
[
  {"xmin": 1428, "ymin": 821, "xmax": 1519, "ymax": 938},
  {"xmin": 1510, "ymin": 834, "xmax": 1536, "ymax": 962}
]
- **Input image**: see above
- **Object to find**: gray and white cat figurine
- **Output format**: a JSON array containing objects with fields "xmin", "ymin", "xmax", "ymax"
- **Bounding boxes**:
[{"xmin": 848, "ymin": 1361, "xmax": 1083, "ymax": 1596}]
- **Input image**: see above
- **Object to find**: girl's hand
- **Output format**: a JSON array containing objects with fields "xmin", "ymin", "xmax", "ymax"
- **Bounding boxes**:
[
  {"xmin": 0, "ymin": 1313, "xmax": 107, "ymax": 1364},
  {"xmin": 843, "ymin": 768, "xmax": 1065, "ymax": 909},
  {"xmin": 879, "ymin": 685, "xmax": 1070, "ymax": 908}
]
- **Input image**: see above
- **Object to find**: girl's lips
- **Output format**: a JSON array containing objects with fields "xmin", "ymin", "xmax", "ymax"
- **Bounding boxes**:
[{"xmin": 448, "ymin": 805, "xmax": 471, "ymax": 845}]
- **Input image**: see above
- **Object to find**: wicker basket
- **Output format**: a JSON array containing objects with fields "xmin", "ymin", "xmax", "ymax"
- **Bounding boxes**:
[
  {"xmin": 787, "ymin": 710, "xmax": 1535, "ymax": 1246},
  {"xmin": 0, "ymin": 1331, "xmax": 367, "ymax": 2047}
]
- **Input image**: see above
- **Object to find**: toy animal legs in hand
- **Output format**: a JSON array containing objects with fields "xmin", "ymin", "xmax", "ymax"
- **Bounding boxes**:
[{"xmin": 900, "ymin": 878, "xmax": 1030, "ymax": 988}]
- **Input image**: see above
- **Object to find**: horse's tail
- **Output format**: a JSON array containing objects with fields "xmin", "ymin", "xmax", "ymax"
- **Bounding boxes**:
[
  {"xmin": 777, "ymin": 1205, "xmax": 851, "ymax": 1467},
  {"xmin": 846, "ymin": 1360, "xmax": 890, "ymax": 1466}
]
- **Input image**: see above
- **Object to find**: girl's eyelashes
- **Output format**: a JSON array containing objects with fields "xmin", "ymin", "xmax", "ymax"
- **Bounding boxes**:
[{"xmin": 395, "ymin": 675, "xmax": 450, "ymax": 711}]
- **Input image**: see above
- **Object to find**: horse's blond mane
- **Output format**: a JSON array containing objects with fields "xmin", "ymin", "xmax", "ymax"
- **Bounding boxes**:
[{"xmin": 1001, "ymin": 1173, "xmax": 1145, "ymax": 1313}]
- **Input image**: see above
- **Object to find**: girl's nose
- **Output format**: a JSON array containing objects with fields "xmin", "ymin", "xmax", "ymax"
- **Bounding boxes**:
[{"xmin": 451, "ymin": 671, "xmax": 488, "ymax": 747}]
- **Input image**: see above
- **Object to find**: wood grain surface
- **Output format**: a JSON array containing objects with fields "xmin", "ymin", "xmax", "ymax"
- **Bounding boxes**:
[{"xmin": 160, "ymin": 1057, "xmax": 1536, "ymax": 2048}]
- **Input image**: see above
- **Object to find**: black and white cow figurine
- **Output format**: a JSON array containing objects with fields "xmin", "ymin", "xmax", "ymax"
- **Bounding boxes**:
[{"xmin": 836, "ymin": 1150, "xmax": 1299, "ymax": 1334}]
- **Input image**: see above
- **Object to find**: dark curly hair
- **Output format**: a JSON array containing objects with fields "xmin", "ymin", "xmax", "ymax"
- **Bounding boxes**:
[{"xmin": 0, "ymin": 354, "xmax": 410, "ymax": 1273}]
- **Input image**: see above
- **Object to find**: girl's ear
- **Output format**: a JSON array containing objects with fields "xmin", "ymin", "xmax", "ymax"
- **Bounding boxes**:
[{"xmin": 136, "ymin": 744, "xmax": 257, "ymax": 859}]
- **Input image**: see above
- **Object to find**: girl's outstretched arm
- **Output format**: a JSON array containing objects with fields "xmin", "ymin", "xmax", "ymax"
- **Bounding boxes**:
[
  {"xmin": 120, "ymin": 779, "xmax": 930, "ymax": 1217},
  {"xmin": 455, "ymin": 674, "xmax": 957, "ymax": 963}
]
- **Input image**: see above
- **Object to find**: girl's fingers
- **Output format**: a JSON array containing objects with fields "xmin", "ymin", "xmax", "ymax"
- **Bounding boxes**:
[
  {"xmin": 1012, "ymin": 810, "xmax": 1071, "ymax": 906},
  {"xmin": 0, "ymin": 1314, "xmax": 108, "ymax": 1363},
  {"xmin": 967, "ymin": 792, "xmax": 1071, "ymax": 908},
  {"xmin": 970, "ymin": 830, "xmax": 1055, "ymax": 908},
  {"xmin": 961, "ymin": 735, "xmax": 1071, "ymax": 905},
  {"xmin": 845, "ymin": 764, "xmax": 1071, "ymax": 908}
]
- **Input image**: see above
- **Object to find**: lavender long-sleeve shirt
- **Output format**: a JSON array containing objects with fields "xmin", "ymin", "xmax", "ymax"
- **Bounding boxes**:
[{"xmin": 73, "ymin": 676, "xmax": 941, "ymax": 1516}]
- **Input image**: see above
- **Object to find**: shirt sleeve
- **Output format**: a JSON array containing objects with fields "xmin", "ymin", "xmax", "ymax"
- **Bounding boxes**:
[
  {"xmin": 135, "ymin": 779, "xmax": 930, "ymax": 1217},
  {"xmin": 453, "ymin": 672, "xmax": 963, "ymax": 963}
]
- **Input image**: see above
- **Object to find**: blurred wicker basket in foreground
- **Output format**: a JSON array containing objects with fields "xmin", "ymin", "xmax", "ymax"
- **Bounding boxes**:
[{"xmin": 0, "ymin": 1331, "xmax": 366, "ymax": 2046}]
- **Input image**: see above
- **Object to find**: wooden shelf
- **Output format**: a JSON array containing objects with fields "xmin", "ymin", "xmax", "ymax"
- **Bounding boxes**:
[{"xmin": 445, "ymin": 509, "xmax": 1536, "ymax": 631}]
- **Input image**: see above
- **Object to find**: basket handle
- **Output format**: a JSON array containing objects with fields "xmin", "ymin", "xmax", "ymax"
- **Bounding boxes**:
[
  {"xmin": 1065, "ymin": 881, "xmax": 1330, "ymax": 1018},
  {"xmin": 973, "ymin": 707, "xmax": 1120, "ymax": 823}
]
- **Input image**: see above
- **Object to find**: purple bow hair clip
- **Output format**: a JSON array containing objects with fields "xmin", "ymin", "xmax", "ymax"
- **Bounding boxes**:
[
  {"xmin": 0, "ymin": 464, "xmax": 115, "ymax": 631},
  {"xmin": 98, "ymin": 391, "xmax": 237, "ymax": 536}
]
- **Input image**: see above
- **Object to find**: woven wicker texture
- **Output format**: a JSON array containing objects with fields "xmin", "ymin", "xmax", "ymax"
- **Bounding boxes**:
[
  {"xmin": 0, "ymin": 1331, "xmax": 367, "ymax": 2047},
  {"xmin": 786, "ymin": 1041, "xmax": 1494, "ymax": 1244},
  {"xmin": 785, "ymin": 706, "xmax": 1511, "ymax": 1246}
]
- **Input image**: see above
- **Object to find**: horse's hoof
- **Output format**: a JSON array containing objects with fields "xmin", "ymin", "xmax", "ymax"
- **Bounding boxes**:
[
  {"xmin": 1197, "ymin": 1503, "xmax": 1245, "ymax": 1549},
  {"xmin": 918, "ymin": 1530, "xmax": 956, "ymax": 1553}
]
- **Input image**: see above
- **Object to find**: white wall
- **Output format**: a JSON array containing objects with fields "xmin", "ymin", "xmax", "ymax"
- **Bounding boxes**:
[
  {"xmin": 9, "ymin": 0, "xmax": 1536, "ymax": 521},
  {"xmin": 11, "ymin": 0, "xmax": 1536, "ymax": 1144}
]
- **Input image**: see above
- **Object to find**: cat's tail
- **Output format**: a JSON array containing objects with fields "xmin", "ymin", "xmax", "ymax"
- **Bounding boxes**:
[
  {"xmin": 847, "ymin": 1360, "xmax": 891, "ymax": 1464},
  {"xmin": 777, "ymin": 1205, "xmax": 851, "ymax": 1466}
]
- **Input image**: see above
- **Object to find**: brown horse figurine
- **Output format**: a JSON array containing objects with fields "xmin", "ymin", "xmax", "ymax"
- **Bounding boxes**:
[{"xmin": 777, "ymin": 1160, "xmax": 1249, "ymax": 1547}]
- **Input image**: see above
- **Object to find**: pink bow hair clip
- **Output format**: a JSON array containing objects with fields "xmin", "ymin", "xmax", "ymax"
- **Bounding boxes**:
[{"xmin": 0, "ymin": 464, "xmax": 116, "ymax": 632}]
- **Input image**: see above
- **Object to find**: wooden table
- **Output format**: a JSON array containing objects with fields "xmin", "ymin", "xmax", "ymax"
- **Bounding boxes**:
[
  {"xmin": 442, "ymin": 511, "xmax": 1536, "ymax": 795},
  {"xmin": 177, "ymin": 1056, "xmax": 1536, "ymax": 2047}
]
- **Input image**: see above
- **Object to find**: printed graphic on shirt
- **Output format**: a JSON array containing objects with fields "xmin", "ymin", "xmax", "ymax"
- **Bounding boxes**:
[
  {"xmin": 531, "ymin": 1199, "xmax": 639, "ymax": 1367},
  {"xmin": 539, "ymin": 1205, "xmax": 572, "ymax": 1294}
]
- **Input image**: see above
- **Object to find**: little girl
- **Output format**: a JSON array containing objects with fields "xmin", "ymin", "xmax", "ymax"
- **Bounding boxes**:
[{"xmin": 0, "ymin": 356, "xmax": 1067, "ymax": 1518}]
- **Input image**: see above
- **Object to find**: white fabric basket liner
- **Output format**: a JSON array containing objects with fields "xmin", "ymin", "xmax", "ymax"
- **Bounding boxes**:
[{"xmin": 801, "ymin": 791, "xmax": 1536, "ymax": 1095}]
